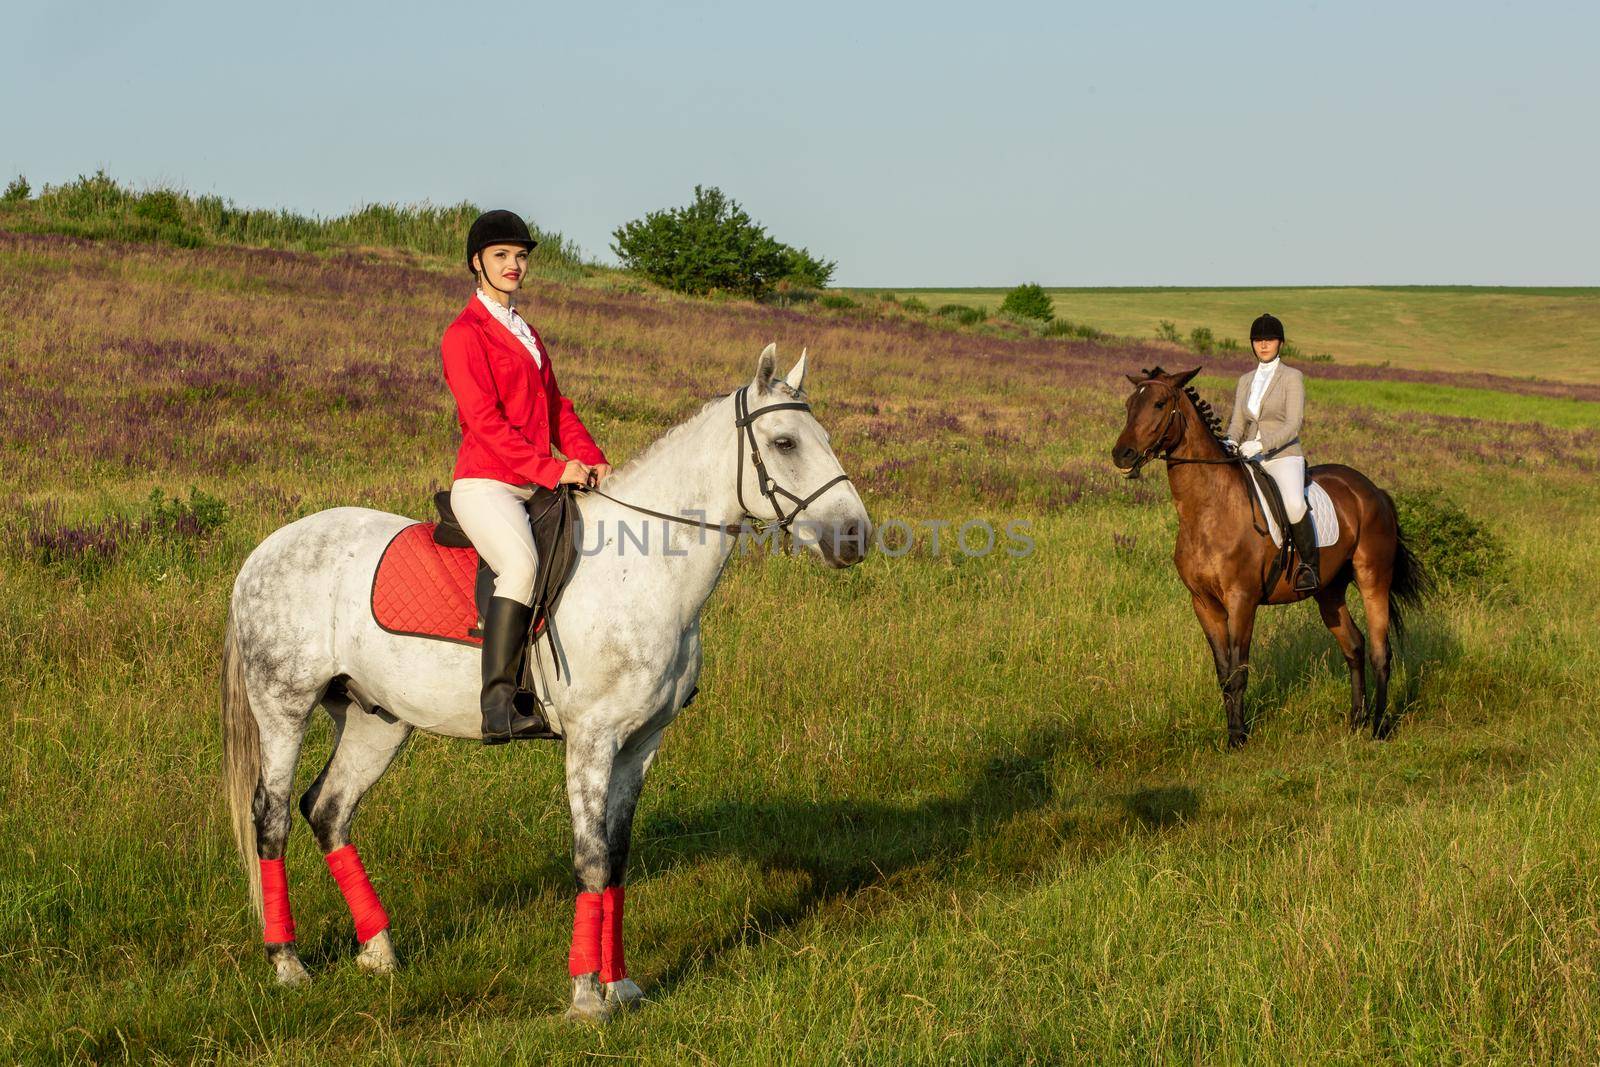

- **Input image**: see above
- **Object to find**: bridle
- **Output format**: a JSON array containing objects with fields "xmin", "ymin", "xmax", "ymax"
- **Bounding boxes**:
[
  {"xmin": 1122, "ymin": 378, "xmax": 1201, "ymax": 478},
  {"xmin": 579, "ymin": 384, "xmax": 852, "ymax": 536}
]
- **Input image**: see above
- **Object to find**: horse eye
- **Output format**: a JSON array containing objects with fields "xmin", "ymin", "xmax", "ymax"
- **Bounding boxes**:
[
  {"xmin": 1154, "ymin": 401, "xmax": 1166, "ymax": 409},
  {"xmin": 773, "ymin": 436, "xmax": 796, "ymax": 452}
]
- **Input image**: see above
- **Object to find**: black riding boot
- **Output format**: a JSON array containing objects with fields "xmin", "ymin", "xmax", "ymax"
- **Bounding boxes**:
[
  {"xmin": 1289, "ymin": 513, "xmax": 1321, "ymax": 593},
  {"xmin": 480, "ymin": 595, "xmax": 549, "ymax": 744}
]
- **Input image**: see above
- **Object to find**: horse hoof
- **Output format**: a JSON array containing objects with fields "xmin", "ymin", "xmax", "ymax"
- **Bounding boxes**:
[
  {"xmin": 565, "ymin": 974, "xmax": 615, "ymax": 1023},
  {"xmin": 270, "ymin": 951, "xmax": 311, "ymax": 987},
  {"xmin": 356, "ymin": 930, "xmax": 398, "ymax": 974},
  {"xmin": 605, "ymin": 978, "xmax": 646, "ymax": 1011}
]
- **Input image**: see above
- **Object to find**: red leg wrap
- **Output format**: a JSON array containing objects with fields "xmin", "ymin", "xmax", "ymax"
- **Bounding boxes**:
[
  {"xmin": 600, "ymin": 885, "xmax": 626, "ymax": 983},
  {"xmin": 569, "ymin": 891, "xmax": 604, "ymax": 977},
  {"xmin": 260, "ymin": 858, "xmax": 296, "ymax": 943},
  {"xmin": 325, "ymin": 845, "xmax": 390, "ymax": 943}
]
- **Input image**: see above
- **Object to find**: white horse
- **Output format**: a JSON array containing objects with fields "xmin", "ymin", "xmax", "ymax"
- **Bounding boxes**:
[{"xmin": 221, "ymin": 345, "xmax": 870, "ymax": 1019}]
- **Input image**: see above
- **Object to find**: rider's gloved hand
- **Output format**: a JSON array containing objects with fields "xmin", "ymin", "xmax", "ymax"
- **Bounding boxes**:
[
  {"xmin": 1239, "ymin": 440, "xmax": 1263, "ymax": 458},
  {"xmin": 1224, "ymin": 437, "xmax": 1239, "ymax": 454}
]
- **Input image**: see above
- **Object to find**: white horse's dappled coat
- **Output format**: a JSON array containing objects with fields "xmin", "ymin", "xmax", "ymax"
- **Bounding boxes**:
[{"xmin": 222, "ymin": 347, "xmax": 870, "ymax": 1017}]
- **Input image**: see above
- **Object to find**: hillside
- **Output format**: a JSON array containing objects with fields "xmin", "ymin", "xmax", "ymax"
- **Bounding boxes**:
[
  {"xmin": 3, "ymin": 228, "xmax": 1600, "ymax": 1061},
  {"xmin": 879, "ymin": 286, "xmax": 1600, "ymax": 385}
]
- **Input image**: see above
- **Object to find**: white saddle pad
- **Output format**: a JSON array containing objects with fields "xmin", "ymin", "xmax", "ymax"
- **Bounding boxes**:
[{"xmin": 1249, "ymin": 475, "xmax": 1340, "ymax": 548}]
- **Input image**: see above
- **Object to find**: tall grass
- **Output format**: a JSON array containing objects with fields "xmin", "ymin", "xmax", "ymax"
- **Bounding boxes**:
[
  {"xmin": 0, "ymin": 169, "xmax": 589, "ymax": 277},
  {"xmin": 2, "ymin": 231, "xmax": 1599, "ymax": 1061}
]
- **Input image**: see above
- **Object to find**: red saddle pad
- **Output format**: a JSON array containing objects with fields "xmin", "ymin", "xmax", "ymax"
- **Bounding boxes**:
[
  {"xmin": 371, "ymin": 522, "xmax": 483, "ymax": 646},
  {"xmin": 371, "ymin": 522, "xmax": 551, "ymax": 647}
]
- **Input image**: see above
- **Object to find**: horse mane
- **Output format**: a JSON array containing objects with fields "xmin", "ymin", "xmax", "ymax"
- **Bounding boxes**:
[
  {"xmin": 604, "ymin": 379, "xmax": 806, "ymax": 489},
  {"xmin": 1140, "ymin": 365, "xmax": 1226, "ymax": 446}
]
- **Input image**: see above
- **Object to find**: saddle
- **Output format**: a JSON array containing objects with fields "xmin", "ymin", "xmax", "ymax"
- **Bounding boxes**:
[
  {"xmin": 1241, "ymin": 463, "xmax": 1298, "ymax": 595},
  {"xmin": 432, "ymin": 485, "xmax": 583, "ymax": 707}
]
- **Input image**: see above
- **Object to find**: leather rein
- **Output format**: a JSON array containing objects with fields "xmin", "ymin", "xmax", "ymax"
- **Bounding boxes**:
[
  {"xmin": 577, "ymin": 384, "xmax": 851, "ymax": 536},
  {"xmin": 1125, "ymin": 377, "xmax": 1276, "ymax": 535}
]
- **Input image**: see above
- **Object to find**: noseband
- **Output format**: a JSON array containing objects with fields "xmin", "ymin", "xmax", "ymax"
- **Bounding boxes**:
[
  {"xmin": 733, "ymin": 384, "xmax": 852, "ymax": 532},
  {"xmin": 582, "ymin": 384, "xmax": 852, "ymax": 535},
  {"xmin": 1122, "ymin": 379, "xmax": 1188, "ymax": 477}
]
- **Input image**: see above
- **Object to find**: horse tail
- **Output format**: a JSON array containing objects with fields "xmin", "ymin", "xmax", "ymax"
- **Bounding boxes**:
[
  {"xmin": 1384, "ymin": 490, "xmax": 1432, "ymax": 641},
  {"xmin": 220, "ymin": 605, "xmax": 264, "ymax": 921}
]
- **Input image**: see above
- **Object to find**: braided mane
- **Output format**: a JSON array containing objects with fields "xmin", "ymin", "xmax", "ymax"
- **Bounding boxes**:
[{"xmin": 1139, "ymin": 365, "xmax": 1227, "ymax": 445}]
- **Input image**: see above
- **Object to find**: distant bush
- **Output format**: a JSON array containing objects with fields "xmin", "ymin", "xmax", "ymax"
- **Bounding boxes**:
[
  {"xmin": 611, "ymin": 185, "xmax": 834, "ymax": 299},
  {"xmin": 1043, "ymin": 319, "xmax": 1108, "ymax": 341},
  {"xmin": 935, "ymin": 303, "xmax": 986, "ymax": 326},
  {"xmin": 1393, "ymin": 489, "xmax": 1502, "ymax": 587},
  {"xmin": 818, "ymin": 292, "xmax": 858, "ymax": 310},
  {"xmin": 1218, "ymin": 336, "xmax": 1242, "ymax": 353},
  {"xmin": 2, "ymin": 175, "xmax": 29, "ymax": 202},
  {"xmin": 781, "ymin": 245, "xmax": 837, "ymax": 289},
  {"xmin": 1156, "ymin": 320, "xmax": 1182, "ymax": 343},
  {"xmin": 0, "ymin": 170, "xmax": 587, "ymax": 275},
  {"xmin": 900, "ymin": 296, "xmax": 929, "ymax": 314},
  {"xmin": 1000, "ymin": 283, "xmax": 1054, "ymax": 322},
  {"xmin": 1189, "ymin": 326, "xmax": 1215, "ymax": 354}
]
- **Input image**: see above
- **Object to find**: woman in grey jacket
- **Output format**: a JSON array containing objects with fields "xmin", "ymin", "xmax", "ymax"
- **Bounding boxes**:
[{"xmin": 1225, "ymin": 312, "xmax": 1319, "ymax": 592}]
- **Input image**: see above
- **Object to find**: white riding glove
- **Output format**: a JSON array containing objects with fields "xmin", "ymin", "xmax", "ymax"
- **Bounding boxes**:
[{"xmin": 1239, "ymin": 440, "xmax": 1263, "ymax": 458}]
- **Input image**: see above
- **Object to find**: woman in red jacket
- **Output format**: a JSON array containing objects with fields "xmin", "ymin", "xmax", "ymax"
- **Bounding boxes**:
[{"xmin": 441, "ymin": 209, "xmax": 610, "ymax": 744}]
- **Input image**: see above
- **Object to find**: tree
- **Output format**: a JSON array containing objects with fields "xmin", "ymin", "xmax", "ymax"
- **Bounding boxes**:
[
  {"xmin": 1000, "ymin": 282, "xmax": 1054, "ymax": 322},
  {"xmin": 612, "ymin": 186, "xmax": 834, "ymax": 298}
]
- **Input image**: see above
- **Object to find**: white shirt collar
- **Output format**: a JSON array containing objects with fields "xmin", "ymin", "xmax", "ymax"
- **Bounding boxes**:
[{"xmin": 475, "ymin": 290, "xmax": 543, "ymax": 368}]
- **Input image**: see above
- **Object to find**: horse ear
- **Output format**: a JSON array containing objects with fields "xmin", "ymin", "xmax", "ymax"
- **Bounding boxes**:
[
  {"xmin": 1125, "ymin": 373, "xmax": 1144, "ymax": 386},
  {"xmin": 755, "ymin": 342, "xmax": 777, "ymax": 391},
  {"xmin": 1171, "ymin": 366, "xmax": 1202, "ymax": 387},
  {"xmin": 784, "ymin": 348, "xmax": 808, "ymax": 392}
]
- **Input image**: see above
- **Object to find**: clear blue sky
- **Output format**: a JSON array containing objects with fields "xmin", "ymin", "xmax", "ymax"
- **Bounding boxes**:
[{"xmin": 3, "ymin": 1, "xmax": 1595, "ymax": 286}]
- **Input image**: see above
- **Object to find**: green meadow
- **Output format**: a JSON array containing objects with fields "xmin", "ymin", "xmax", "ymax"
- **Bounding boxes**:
[
  {"xmin": 3, "ymin": 227, "xmax": 1600, "ymax": 1063},
  {"xmin": 878, "ymin": 286, "xmax": 1600, "ymax": 385}
]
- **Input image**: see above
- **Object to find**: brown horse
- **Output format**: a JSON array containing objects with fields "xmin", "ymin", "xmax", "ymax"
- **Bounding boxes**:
[{"xmin": 1111, "ymin": 366, "xmax": 1427, "ymax": 747}]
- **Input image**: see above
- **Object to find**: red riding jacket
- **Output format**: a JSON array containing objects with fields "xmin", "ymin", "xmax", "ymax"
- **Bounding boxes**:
[{"xmin": 440, "ymin": 295, "xmax": 607, "ymax": 489}]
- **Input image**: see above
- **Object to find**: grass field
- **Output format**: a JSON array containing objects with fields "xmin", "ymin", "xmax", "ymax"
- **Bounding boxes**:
[
  {"xmin": 875, "ymin": 286, "xmax": 1600, "ymax": 386},
  {"xmin": 4, "ymin": 228, "xmax": 1600, "ymax": 1062}
]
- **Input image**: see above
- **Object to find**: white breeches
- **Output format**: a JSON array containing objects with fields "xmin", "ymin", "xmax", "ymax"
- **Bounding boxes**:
[
  {"xmin": 1257, "ymin": 455, "xmax": 1308, "ymax": 523},
  {"xmin": 449, "ymin": 478, "xmax": 540, "ymax": 606}
]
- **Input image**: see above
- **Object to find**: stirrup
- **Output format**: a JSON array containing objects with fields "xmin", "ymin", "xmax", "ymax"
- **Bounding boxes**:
[
  {"xmin": 482, "ymin": 697, "xmax": 555, "ymax": 744},
  {"xmin": 1292, "ymin": 561, "xmax": 1320, "ymax": 592}
]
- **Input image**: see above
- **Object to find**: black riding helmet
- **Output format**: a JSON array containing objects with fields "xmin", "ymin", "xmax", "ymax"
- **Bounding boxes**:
[
  {"xmin": 1250, "ymin": 312, "xmax": 1285, "ymax": 343},
  {"xmin": 466, "ymin": 209, "xmax": 537, "ymax": 276}
]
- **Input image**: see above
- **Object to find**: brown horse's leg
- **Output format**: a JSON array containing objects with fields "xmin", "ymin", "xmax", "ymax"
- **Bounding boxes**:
[
  {"xmin": 1353, "ymin": 553, "xmax": 1395, "ymax": 739},
  {"xmin": 1314, "ymin": 582, "xmax": 1367, "ymax": 730},
  {"xmin": 1222, "ymin": 594, "xmax": 1259, "ymax": 748},
  {"xmin": 1190, "ymin": 592, "xmax": 1234, "ymax": 739}
]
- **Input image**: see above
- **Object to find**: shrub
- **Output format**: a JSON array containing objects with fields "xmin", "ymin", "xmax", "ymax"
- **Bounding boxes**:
[
  {"xmin": 936, "ymin": 303, "xmax": 986, "ymax": 326},
  {"xmin": 1392, "ymin": 489, "xmax": 1502, "ymax": 587},
  {"xmin": 999, "ymin": 282, "xmax": 1054, "ymax": 322},
  {"xmin": 1218, "ymin": 336, "xmax": 1242, "ymax": 352},
  {"xmin": 2, "ymin": 175, "xmax": 28, "ymax": 202},
  {"xmin": 1189, "ymin": 326, "xmax": 1215, "ymax": 354},
  {"xmin": 900, "ymin": 296, "xmax": 929, "ymax": 314},
  {"xmin": 611, "ymin": 185, "xmax": 832, "ymax": 299},
  {"xmin": 1156, "ymin": 320, "xmax": 1182, "ymax": 343},
  {"xmin": 818, "ymin": 292, "xmax": 858, "ymax": 310},
  {"xmin": 782, "ymin": 245, "xmax": 837, "ymax": 289},
  {"xmin": 1043, "ymin": 319, "xmax": 1108, "ymax": 341}
]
